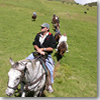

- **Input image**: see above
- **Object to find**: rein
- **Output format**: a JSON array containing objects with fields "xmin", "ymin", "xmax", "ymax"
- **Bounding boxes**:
[{"xmin": 25, "ymin": 72, "xmax": 46, "ymax": 92}]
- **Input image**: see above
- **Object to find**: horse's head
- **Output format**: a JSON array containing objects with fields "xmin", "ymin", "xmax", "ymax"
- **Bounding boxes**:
[
  {"xmin": 5, "ymin": 58, "xmax": 27, "ymax": 96},
  {"xmin": 58, "ymin": 41, "xmax": 67, "ymax": 56}
]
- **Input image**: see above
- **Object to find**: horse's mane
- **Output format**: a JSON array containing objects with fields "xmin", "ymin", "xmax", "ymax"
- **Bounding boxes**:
[
  {"xmin": 11, "ymin": 59, "xmax": 37, "ymax": 70},
  {"xmin": 12, "ymin": 62, "xmax": 19, "ymax": 69},
  {"xmin": 20, "ymin": 59, "xmax": 36, "ymax": 69}
]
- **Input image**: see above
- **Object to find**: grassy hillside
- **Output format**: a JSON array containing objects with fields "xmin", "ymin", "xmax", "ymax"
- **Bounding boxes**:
[
  {"xmin": 0, "ymin": 0, "xmax": 97, "ymax": 97},
  {"xmin": 48, "ymin": 0, "xmax": 76, "ymax": 4},
  {"xmin": 85, "ymin": 2, "xmax": 97, "ymax": 6}
]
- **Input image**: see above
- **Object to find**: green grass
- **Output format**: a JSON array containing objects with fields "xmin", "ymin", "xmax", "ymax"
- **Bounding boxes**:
[{"xmin": 0, "ymin": 0, "xmax": 97, "ymax": 97}]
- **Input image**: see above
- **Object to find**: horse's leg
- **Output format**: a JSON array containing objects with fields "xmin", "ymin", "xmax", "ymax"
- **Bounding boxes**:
[
  {"xmin": 38, "ymin": 86, "xmax": 45, "ymax": 97},
  {"xmin": 20, "ymin": 83, "xmax": 26, "ymax": 97},
  {"xmin": 34, "ymin": 91, "xmax": 40, "ymax": 97},
  {"xmin": 21, "ymin": 92, "xmax": 25, "ymax": 97}
]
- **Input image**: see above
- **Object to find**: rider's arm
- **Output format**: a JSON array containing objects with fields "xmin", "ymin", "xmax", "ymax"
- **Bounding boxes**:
[
  {"xmin": 34, "ymin": 45, "xmax": 45, "ymax": 55},
  {"xmin": 43, "ymin": 47, "xmax": 53, "ymax": 51}
]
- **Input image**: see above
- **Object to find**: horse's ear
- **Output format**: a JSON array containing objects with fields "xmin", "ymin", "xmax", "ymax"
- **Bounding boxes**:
[{"xmin": 9, "ymin": 58, "xmax": 15, "ymax": 65}]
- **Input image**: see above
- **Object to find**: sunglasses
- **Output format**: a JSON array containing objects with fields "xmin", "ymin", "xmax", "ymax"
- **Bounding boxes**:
[{"xmin": 41, "ymin": 27, "xmax": 45, "ymax": 29}]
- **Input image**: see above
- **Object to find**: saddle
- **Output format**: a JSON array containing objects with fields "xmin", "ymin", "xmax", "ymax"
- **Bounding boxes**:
[{"xmin": 33, "ymin": 52, "xmax": 48, "ymax": 59}]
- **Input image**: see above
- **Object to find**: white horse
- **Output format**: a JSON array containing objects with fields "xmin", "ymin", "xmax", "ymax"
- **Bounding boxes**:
[{"xmin": 5, "ymin": 58, "xmax": 47, "ymax": 97}]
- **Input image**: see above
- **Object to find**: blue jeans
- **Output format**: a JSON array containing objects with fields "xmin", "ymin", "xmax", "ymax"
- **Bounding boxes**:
[{"xmin": 26, "ymin": 53, "xmax": 54, "ymax": 84}]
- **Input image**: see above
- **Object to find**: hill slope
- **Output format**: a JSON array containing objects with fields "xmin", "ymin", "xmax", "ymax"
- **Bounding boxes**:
[
  {"xmin": 0, "ymin": 0, "xmax": 97, "ymax": 97},
  {"xmin": 49, "ymin": 0, "xmax": 76, "ymax": 3},
  {"xmin": 85, "ymin": 2, "xmax": 97, "ymax": 6}
]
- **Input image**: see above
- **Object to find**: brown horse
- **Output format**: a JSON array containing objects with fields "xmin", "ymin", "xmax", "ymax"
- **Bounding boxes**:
[
  {"xmin": 32, "ymin": 14, "xmax": 37, "ymax": 21},
  {"xmin": 55, "ymin": 41, "xmax": 67, "ymax": 61},
  {"xmin": 52, "ymin": 16, "xmax": 60, "ymax": 24},
  {"xmin": 58, "ymin": 41, "xmax": 67, "ymax": 56}
]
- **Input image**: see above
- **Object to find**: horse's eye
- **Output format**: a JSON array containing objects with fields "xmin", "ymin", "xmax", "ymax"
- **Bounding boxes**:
[{"xmin": 16, "ymin": 78, "xmax": 19, "ymax": 80}]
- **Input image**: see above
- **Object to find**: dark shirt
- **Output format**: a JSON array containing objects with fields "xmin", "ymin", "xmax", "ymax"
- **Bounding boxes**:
[{"xmin": 33, "ymin": 32, "xmax": 56, "ymax": 54}]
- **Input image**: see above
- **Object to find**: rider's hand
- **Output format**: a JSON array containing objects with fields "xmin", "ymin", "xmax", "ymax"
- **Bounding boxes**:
[
  {"xmin": 37, "ymin": 48, "xmax": 42, "ymax": 53},
  {"xmin": 37, "ymin": 48, "xmax": 45, "ymax": 55},
  {"xmin": 40, "ymin": 51, "xmax": 45, "ymax": 55}
]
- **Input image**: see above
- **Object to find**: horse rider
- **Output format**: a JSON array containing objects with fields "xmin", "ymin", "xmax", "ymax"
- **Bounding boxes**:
[
  {"xmin": 32, "ymin": 12, "xmax": 37, "ymax": 20},
  {"xmin": 56, "ymin": 33, "xmax": 69, "ymax": 52},
  {"xmin": 55, "ymin": 16, "xmax": 60, "ymax": 23},
  {"xmin": 26, "ymin": 23, "xmax": 56, "ymax": 93},
  {"xmin": 33, "ymin": 12, "xmax": 37, "ymax": 16}
]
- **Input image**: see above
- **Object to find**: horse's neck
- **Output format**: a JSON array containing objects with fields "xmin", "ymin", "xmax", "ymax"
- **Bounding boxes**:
[{"xmin": 24, "ymin": 60, "xmax": 43, "ymax": 83}]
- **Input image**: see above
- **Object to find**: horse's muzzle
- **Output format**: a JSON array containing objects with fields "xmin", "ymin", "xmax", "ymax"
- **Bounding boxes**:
[{"xmin": 5, "ymin": 88, "xmax": 14, "ymax": 96}]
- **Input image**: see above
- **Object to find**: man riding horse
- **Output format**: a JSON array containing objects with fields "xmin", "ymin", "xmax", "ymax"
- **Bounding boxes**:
[
  {"xmin": 52, "ymin": 14, "xmax": 60, "ymax": 24},
  {"xmin": 56, "ymin": 33, "xmax": 69, "ymax": 53},
  {"xmin": 26, "ymin": 23, "xmax": 56, "ymax": 93},
  {"xmin": 32, "ymin": 12, "xmax": 37, "ymax": 21}
]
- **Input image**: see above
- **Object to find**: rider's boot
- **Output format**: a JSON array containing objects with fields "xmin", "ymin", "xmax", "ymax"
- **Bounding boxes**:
[{"xmin": 48, "ymin": 85, "xmax": 54, "ymax": 93}]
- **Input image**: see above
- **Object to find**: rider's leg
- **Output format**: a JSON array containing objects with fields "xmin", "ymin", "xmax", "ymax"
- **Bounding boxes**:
[
  {"xmin": 45, "ymin": 55, "xmax": 54, "ymax": 93},
  {"xmin": 26, "ymin": 53, "xmax": 35, "ymax": 60},
  {"xmin": 46, "ymin": 55, "xmax": 54, "ymax": 84}
]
